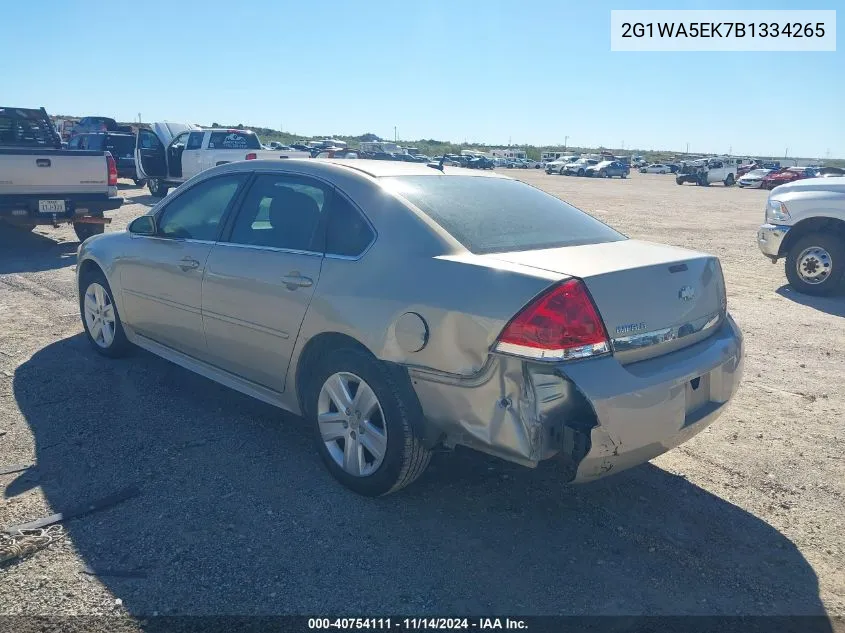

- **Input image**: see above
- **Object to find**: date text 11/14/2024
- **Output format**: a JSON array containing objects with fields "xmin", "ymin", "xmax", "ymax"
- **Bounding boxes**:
[{"xmin": 308, "ymin": 618, "xmax": 529, "ymax": 630}]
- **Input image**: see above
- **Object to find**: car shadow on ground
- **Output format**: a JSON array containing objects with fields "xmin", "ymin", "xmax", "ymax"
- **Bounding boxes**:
[
  {"xmin": 776, "ymin": 285, "xmax": 845, "ymax": 317},
  {"xmin": 0, "ymin": 224, "xmax": 78, "ymax": 274},
  {"xmin": 8, "ymin": 335, "xmax": 831, "ymax": 619}
]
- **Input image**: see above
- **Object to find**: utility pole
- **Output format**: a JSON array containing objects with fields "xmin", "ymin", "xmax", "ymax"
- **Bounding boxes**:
[
  {"xmin": 729, "ymin": 145, "xmax": 732, "ymax": 155},
  {"xmin": 686, "ymin": 142, "xmax": 689, "ymax": 154},
  {"xmin": 138, "ymin": 113, "xmax": 142, "ymax": 124},
  {"xmin": 394, "ymin": 126, "xmax": 397, "ymax": 142},
  {"xmin": 621, "ymin": 140, "xmax": 625, "ymax": 150},
  {"xmin": 785, "ymin": 147, "xmax": 789, "ymax": 158},
  {"xmin": 564, "ymin": 135, "xmax": 569, "ymax": 150}
]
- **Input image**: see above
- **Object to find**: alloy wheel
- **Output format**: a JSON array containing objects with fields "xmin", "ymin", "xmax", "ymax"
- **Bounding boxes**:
[{"xmin": 83, "ymin": 282, "xmax": 116, "ymax": 348}]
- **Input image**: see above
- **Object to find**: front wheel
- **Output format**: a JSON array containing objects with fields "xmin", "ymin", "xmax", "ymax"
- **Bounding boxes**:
[
  {"xmin": 724, "ymin": 174, "xmax": 735, "ymax": 186},
  {"xmin": 785, "ymin": 233, "xmax": 845, "ymax": 296},
  {"xmin": 577, "ymin": 169, "xmax": 585, "ymax": 177},
  {"xmin": 559, "ymin": 167, "xmax": 566, "ymax": 175},
  {"xmin": 79, "ymin": 269, "xmax": 131, "ymax": 357},
  {"xmin": 148, "ymin": 178, "xmax": 169, "ymax": 197},
  {"xmin": 73, "ymin": 222, "xmax": 105, "ymax": 242},
  {"xmin": 676, "ymin": 177, "xmax": 684, "ymax": 185},
  {"xmin": 309, "ymin": 348, "xmax": 431, "ymax": 496}
]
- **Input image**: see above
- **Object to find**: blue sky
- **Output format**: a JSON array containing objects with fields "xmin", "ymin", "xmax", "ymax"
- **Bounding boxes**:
[{"xmin": 3, "ymin": 0, "xmax": 842, "ymax": 157}]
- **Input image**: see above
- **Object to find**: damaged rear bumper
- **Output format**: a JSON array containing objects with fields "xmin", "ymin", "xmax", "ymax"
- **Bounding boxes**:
[{"xmin": 408, "ymin": 314, "xmax": 743, "ymax": 482}]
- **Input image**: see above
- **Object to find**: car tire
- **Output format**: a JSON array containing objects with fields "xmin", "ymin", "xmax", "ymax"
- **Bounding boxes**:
[
  {"xmin": 308, "ymin": 347, "xmax": 431, "ymax": 496},
  {"xmin": 73, "ymin": 222, "xmax": 105, "ymax": 242},
  {"xmin": 133, "ymin": 179, "xmax": 147, "ymax": 187},
  {"xmin": 785, "ymin": 233, "xmax": 845, "ymax": 297},
  {"xmin": 676, "ymin": 177, "xmax": 684, "ymax": 185},
  {"xmin": 148, "ymin": 178, "xmax": 169, "ymax": 197},
  {"xmin": 724, "ymin": 174, "xmax": 735, "ymax": 186},
  {"xmin": 559, "ymin": 167, "xmax": 566, "ymax": 175},
  {"xmin": 577, "ymin": 169, "xmax": 585, "ymax": 177},
  {"xmin": 79, "ymin": 268, "xmax": 131, "ymax": 358},
  {"xmin": 599, "ymin": 169, "xmax": 607, "ymax": 178}
]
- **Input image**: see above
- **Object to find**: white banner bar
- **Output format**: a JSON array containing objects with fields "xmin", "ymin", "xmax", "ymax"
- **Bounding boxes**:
[{"xmin": 611, "ymin": 10, "xmax": 836, "ymax": 51}]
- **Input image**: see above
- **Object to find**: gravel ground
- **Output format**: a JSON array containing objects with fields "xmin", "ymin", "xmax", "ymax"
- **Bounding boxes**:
[{"xmin": 0, "ymin": 171, "xmax": 843, "ymax": 620}]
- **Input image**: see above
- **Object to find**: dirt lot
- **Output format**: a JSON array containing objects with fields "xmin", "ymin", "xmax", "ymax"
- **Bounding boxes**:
[{"xmin": 0, "ymin": 170, "xmax": 843, "ymax": 620}]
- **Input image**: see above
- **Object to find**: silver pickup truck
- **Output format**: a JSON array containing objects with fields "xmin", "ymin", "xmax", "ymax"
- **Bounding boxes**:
[{"xmin": 0, "ymin": 107, "xmax": 124, "ymax": 241}]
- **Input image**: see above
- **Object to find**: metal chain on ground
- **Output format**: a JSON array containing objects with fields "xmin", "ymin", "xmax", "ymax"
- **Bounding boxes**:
[{"xmin": 0, "ymin": 525, "xmax": 65, "ymax": 564}]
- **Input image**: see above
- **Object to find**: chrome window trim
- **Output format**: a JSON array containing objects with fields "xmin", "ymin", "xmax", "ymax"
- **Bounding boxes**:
[
  {"xmin": 611, "ymin": 311, "xmax": 722, "ymax": 353},
  {"xmin": 212, "ymin": 241, "xmax": 323, "ymax": 258}
]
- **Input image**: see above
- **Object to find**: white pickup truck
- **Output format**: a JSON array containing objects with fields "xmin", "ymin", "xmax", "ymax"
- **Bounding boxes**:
[
  {"xmin": 0, "ymin": 106, "xmax": 123, "ymax": 241},
  {"xmin": 135, "ymin": 123, "xmax": 310, "ymax": 197},
  {"xmin": 757, "ymin": 176, "xmax": 845, "ymax": 296}
]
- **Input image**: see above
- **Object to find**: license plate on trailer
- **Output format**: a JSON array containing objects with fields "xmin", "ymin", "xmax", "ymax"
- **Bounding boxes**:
[{"xmin": 38, "ymin": 200, "xmax": 65, "ymax": 213}]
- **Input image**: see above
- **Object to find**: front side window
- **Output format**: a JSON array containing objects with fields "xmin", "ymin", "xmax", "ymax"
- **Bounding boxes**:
[
  {"xmin": 138, "ymin": 129, "xmax": 161, "ymax": 150},
  {"xmin": 227, "ymin": 174, "xmax": 327, "ymax": 251},
  {"xmin": 157, "ymin": 174, "xmax": 247, "ymax": 241}
]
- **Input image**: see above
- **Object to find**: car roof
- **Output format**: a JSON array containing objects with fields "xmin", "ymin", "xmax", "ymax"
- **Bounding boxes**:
[{"xmin": 314, "ymin": 158, "xmax": 509, "ymax": 178}]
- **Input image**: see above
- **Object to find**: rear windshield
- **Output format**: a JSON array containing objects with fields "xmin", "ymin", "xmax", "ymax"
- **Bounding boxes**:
[
  {"xmin": 105, "ymin": 134, "xmax": 135, "ymax": 157},
  {"xmin": 381, "ymin": 176, "xmax": 625, "ymax": 254},
  {"xmin": 208, "ymin": 131, "xmax": 260, "ymax": 150}
]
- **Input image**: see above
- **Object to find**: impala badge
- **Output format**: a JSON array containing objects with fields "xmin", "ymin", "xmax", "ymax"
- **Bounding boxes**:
[
  {"xmin": 679, "ymin": 285, "xmax": 695, "ymax": 302},
  {"xmin": 616, "ymin": 322, "xmax": 647, "ymax": 335}
]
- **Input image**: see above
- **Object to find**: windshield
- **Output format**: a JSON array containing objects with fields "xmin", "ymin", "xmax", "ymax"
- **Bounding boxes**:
[{"xmin": 381, "ymin": 176, "xmax": 625, "ymax": 254}]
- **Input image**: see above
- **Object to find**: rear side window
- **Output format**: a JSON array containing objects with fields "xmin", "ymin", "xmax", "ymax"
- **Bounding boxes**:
[
  {"xmin": 381, "ymin": 176, "xmax": 625, "ymax": 254},
  {"xmin": 104, "ymin": 135, "xmax": 134, "ymax": 157},
  {"xmin": 326, "ymin": 196, "xmax": 374, "ymax": 257},
  {"xmin": 208, "ymin": 131, "xmax": 260, "ymax": 150},
  {"xmin": 82, "ymin": 135, "xmax": 104, "ymax": 151}
]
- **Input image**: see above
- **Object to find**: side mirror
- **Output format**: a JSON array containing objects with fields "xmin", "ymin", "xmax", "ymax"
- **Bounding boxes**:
[{"xmin": 129, "ymin": 215, "xmax": 156, "ymax": 236}]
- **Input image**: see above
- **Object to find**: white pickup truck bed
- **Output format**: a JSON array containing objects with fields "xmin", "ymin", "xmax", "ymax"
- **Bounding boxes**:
[{"xmin": 0, "ymin": 107, "xmax": 124, "ymax": 241}]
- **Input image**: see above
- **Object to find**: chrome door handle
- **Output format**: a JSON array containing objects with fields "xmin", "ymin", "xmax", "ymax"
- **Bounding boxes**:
[
  {"xmin": 179, "ymin": 256, "xmax": 200, "ymax": 271},
  {"xmin": 281, "ymin": 273, "xmax": 313, "ymax": 289}
]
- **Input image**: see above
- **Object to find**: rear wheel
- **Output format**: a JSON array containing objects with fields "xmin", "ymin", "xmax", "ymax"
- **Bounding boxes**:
[
  {"xmin": 676, "ymin": 177, "xmax": 684, "ymax": 185},
  {"xmin": 79, "ymin": 269, "xmax": 131, "ymax": 357},
  {"xmin": 309, "ymin": 347, "xmax": 431, "ymax": 496},
  {"xmin": 785, "ymin": 233, "xmax": 845, "ymax": 296},
  {"xmin": 559, "ymin": 167, "xmax": 566, "ymax": 175},
  {"xmin": 724, "ymin": 173, "xmax": 735, "ymax": 186},
  {"xmin": 599, "ymin": 169, "xmax": 607, "ymax": 178},
  {"xmin": 133, "ymin": 178, "xmax": 147, "ymax": 187},
  {"xmin": 148, "ymin": 178, "xmax": 168, "ymax": 197},
  {"xmin": 577, "ymin": 168, "xmax": 585, "ymax": 177},
  {"xmin": 73, "ymin": 222, "xmax": 105, "ymax": 242}
]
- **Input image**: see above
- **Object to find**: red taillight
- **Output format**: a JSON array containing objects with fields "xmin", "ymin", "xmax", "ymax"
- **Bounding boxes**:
[
  {"xmin": 106, "ymin": 152, "xmax": 118, "ymax": 186},
  {"xmin": 494, "ymin": 279, "xmax": 609, "ymax": 361},
  {"xmin": 245, "ymin": 153, "xmax": 257, "ymax": 160}
]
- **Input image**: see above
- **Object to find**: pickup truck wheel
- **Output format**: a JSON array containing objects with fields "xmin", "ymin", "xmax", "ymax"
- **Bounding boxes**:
[
  {"xmin": 724, "ymin": 174, "xmax": 735, "ymax": 186},
  {"xmin": 133, "ymin": 179, "xmax": 147, "ymax": 187},
  {"xmin": 73, "ymin": 222, "xmax": 104, "ymax": 242},
  {"xmin": 309, "ymin": 348, "xmax": 431, "ymax": 496},
  {"xmin": 148, "ymin": 178, "xmax": 168, "ymax": 198},
  {"xmin": 676, "ymin": 177, "xmax": 684, "ymax": 185},
  {"xmin": 786, "ymin": 234, "xmax": 845, "ymax": 296},
  {"xmin": 79, "ymin": 270, "xmax": 131, "ymax": 357}
]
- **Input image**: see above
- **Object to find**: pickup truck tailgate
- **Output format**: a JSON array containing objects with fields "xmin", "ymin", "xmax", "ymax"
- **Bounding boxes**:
[{"xmin": 0, "ymin": 150, "xmax": 109, "ymax": 196}]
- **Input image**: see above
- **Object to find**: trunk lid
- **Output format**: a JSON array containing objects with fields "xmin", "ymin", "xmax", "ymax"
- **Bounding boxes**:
[{"xmin": 486, "ymin": 239, "xmax": 726, "ymax": 364}]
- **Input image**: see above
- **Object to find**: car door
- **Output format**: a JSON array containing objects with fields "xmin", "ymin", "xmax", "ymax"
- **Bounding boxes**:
[
  {"xmin": 119, "ymin": 173, "xmax": 248, "ymax": 358},
  {"xmin": 181, "ymin": 131, "xmax": 205, "ymax": 180},
  {"xmin": 201, "ymin": 172, "xmax": 330, "ymax": 392},
  {"xmin": 135, "ymin": 128, "xmax": 167, "ymax": 181}
]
